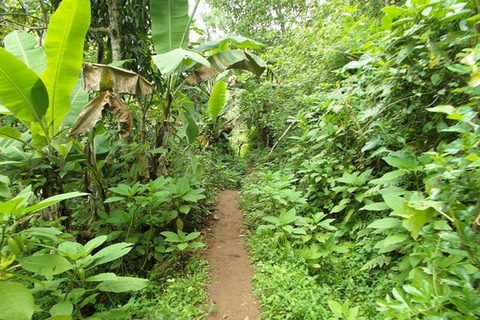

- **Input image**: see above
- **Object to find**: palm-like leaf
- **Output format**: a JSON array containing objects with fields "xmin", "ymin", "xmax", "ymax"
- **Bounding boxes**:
[
  {"xmin": 0, "ymin": 48, "xmax": 48, "ymax": 124},
  {"xmin": 150, "ymin": 0, "xmax": 189, "ymax": 54},
  {"xmin": 41, "ymin": 0, "xmax": 91, "ymax": 136},
  {"xmin": 3, "ymin": 31, "xmax": 46, "ymax": 75}
]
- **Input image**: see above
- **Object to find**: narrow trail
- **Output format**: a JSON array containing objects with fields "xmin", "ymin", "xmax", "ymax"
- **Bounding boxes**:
[{"xmin": 205, "ymin": 190, "xmax": 260, "ymax": 320}]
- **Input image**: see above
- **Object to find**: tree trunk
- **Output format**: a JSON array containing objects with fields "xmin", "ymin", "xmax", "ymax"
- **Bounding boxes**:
[{"xmin": 106, "ymin": 0, "xmax": 122, "ymax": 61}]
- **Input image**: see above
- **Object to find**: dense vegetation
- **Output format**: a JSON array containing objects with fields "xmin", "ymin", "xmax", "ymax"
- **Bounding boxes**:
[{"xmin": 1, "ymin": 0, "xmax": 479, "ymax": 319}]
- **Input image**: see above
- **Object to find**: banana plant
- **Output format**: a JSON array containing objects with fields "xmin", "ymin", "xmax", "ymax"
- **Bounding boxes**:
[
  {"xmin": 148, "ymin": 0, "xmax": 268, "ymax": 175},
  {"xmin": 0, "ymin": 0, "xmax": 90, "ymax": 148}
]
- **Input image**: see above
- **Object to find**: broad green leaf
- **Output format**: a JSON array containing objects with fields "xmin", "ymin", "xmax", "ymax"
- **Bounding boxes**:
[
  {"xmin": 0, "ymin": 197, "xmax": 27, "ymax": 216},
  {"xmin": 426, "ymin": 105, "xmax": 456, "ymax": 115},
  {"xmin": 4, "ymin": 30, "xmax": 46, "ymax": 75},
  {"xmin": 152, "ymin": 48, "xmax": 210, "ymax": 76},
  {"xmin": 178, "ymin": 243, "xmax": 189, "ymax": 250},
  {"xmin": 369, "ymin": 170, "xmax": 406, "ymax": 185},
  {"xmin": 382, "ymin": 194, "xmax": 405, "ymax": 215},
  {"xmin": 58, "ymin": 241, "xmax": 85, "ymax": 260},
  {"xmin": 196, "ymin": 35, "xmax": 264, "ymax": 52},
  {"xmin": 406, "ymin": 208, "xmax": 435, "ymax": 239},
  {"xmin": 0, "ymin": 126, "xmax": 21, "ymax": 140},
  {"xmin": 62, "ymin": 78, "xmax": 88, "ymax": 127},
  {"xmin": 208, "ymin": 80, "xmax": 227, "ymax": 120},
  {"xmin": 382, "ymin": 155, "xmax": 417, "ymax": 169},
  {"xmin": 0, "ymin": 281, "xmax": 34, "ymax": 320},
  {"xmin": 19, "ymin": 254, "xmax": 72, "ymax": 280},
  {"xmin": 179, "ymin": 111, "xmax": 199, "ymax": 144},
  {"xmin": 396, "ymin": 42, "xmax": 415, "ymax": 64},
  {"xmin": 96, "ymin": 276, "xmax": 149, "ymax": 293},
  {"xmin": 45, "ymin": 316, "xmax": 72, "ymax": 320},
  {"xmin": 0, "ymin": 47, "xmax": 48, "ymax": 124},
  {"xmin": 41, "ymin": 0, "xmax": 91, "ymax": 136},
  {"xmin": 50, "ymin": 301, "xmax": 73, "ymax": 317},
  {"xmin": 328, "ymin": 300, "xmax": 344, "ymax": 317},
  {"xmin": 384, "ymin": 234, "xmax": 408, "ymax": 247},
  {"xmin": 367, "ymin": 218, "xmax": 402, "ymax": 229},
  {"xmin": 360, "ymin": 202, "xmax": 389, "ymax": 211},
  {"xmin": 188, "ymin": 241, "xmax": 205, "ymax": 248},
  {"xmin": 84, "ymin": 235, "xmax": 108, "ymax": 255},
  {"xmin": 25, "ymin": 192, "xmax": 88, "ymax": 214},
  {"xmin": 150, "ymin": 0, "xmax": 189, "ymax": 54},
  {"xmin": 85, "ymin": 273, "xmax": 118, "ymax": 282},
  {"xmin": 185, "ymin": 231, "xmax": 201, "ymax": 241},
  {"xmin": 92, "ymin": 243, "xmax": 133, "ymax": 266}
]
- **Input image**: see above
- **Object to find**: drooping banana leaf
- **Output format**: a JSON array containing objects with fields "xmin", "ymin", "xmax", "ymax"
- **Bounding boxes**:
[
  {"xmin": 150, "ymin": 0, "xmax": 189, "ymax": 54},
  {"xmin": 208, "ymin": 81, "xmax": 227, "ymax": 121},
  {"xmin": 196, "ymin": 35, "xmax": 265, "ymax": 53},
  {"xmin": 70, "ymin": 91, "xmax": 133, "ymax": 138},
  {"xmin": 3, "ymin": 31, "xmax": 46, "ymax": 76},
  {"xmin": 82, "ymin": 63, "xmax": 154, "ymax": 95},
  {"xmin": 186, "ymin": 50, "xmax": 266, "ymax": 85},
  {"xmin": 0, "ymin": 47, "xmax": 49, "ymax": 124},
  {"xmin": 41, "ymin": 0, "xmax": 91, "ymax": 136},
  {"xmin": 152, "ymin": 48, "xmax": 210, "ymax": 76}
]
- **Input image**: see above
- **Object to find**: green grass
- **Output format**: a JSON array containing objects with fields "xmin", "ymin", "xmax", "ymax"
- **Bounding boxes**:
[{"xmin": 134, "ymin": 256, "xmax": 213, "ymax": 320}]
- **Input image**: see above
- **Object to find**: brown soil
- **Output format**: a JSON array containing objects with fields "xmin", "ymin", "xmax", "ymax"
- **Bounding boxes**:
[{"xmin": 205, "ymin": 190, "xmax": 260, "ymax": 320}]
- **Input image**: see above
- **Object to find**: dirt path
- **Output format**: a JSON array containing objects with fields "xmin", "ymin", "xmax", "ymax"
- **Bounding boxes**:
[{"xmin": 205, "ymin": 190, "xmax": 260, "ymax": 320}]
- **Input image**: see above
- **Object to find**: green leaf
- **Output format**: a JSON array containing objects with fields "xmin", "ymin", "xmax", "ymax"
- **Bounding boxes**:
[
  {"xmin": 177, "ymin": 243, "xmax": 189, "ymax": 251},
  {"xmin": 152, "ymin": 48, "xmax": 210, "ymax": 76},
  {"xmin": 150, "ymin": 0, "xmax": 189, "ymax": 54},
  {"xmin": 97, "ymin": 276, "xmax": 149, "ymax": 293},
  {"xmin": 196, "ymin": 35, "xmax": 264, "ymax": 52},
  {"xmin": 406, "ymin": 208, "xmax": 435, "ymax": 239},
  {"xmin": 4, "ymin": 30, "xmax": 46, "ymax": 75},
  {"xmin": 384, "ymin": 234, "xmax": 408, "ymax": 247},
  {"xmin": 84, "ymin": 235, "xmax": 108, "ymax": 255},
  {"xmin": 208, "ymin": 81, "xmax": 227, "ymax": 120},
  {"xmin": 58, "ymin": 241, "xmax": 85, "ymax": 260},
  {"xmin": 85, "ymin": 273, "xmax": 118, "ymax": 282},
  {"xmin": 210, "ymin": 50, "xmax": 265, "ymax": 76},
  {"xmin": 369, "ymin": 170, "xmax": 406, "ymax": 185},
  {"xmin": 25, "ymin": 192, "xmax": 88, "ymax": 214},
  {"xmin": 426, "ymin": 105, "xmax": 456, "ymax": 115},
  {"xmin": 382, "ymin": 155, "xmax": 417, "ymax": 169},
  {"xmin": 360, "ymin": 202, "xmax": 389, "ymax": 211},
  {"xmin": 179, "ymin": 205, "xmax": 191, "ymax": 213},
  {"xmin": 0, "ymin": 126, "xmax": 21, "ymax": 140},
  {"xmin": 396, "ymin": 42, "xmax": 415, "ymax": 64},
  {"xmin": 19, "ymin": 254, "xmax": 72, "ymax": 280},
  {"xmin": 179, "ymin": 111, "xmax": 199, "ymax": 145},
  {"xmin": 50, "ymin": 301, "xmax": 73, "ymax": 317},
  {"xmin": 0, "ymin": 47, "xmax": 49, "ymax": 124},
  {"xmin": 62, "ymin": 78, "xmax": 88, "ymax": 127},
  {"xmin": 328, "ymin": 300, "xmax": 344, "ymax": 317},
  {"xmin": 41, "ymin": 0, "xmax": 91, "ymax": 136},
  {"xmin": 0, "ymin": 281, "xmax": 34, "ymax": 320},
  {"xmin": 185, "ymin": 231, "xmax": 201, "ymax": 241},
  {"xmin": 382, "ymin": 194, "xmax": 405, "ymax": 215},
  {"xmin": 367, "ymin": 218, "xmax": 402, "ymax": 229},
  {"xmin": 92, "ymin": 243, "xmax": 133, "ymax": 266},
  {"xmin": 161, "ymin": 231, "xmax": 180, "ymax": 242}
]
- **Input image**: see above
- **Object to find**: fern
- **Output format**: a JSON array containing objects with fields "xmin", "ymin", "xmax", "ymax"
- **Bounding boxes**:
[{"xmin": 361, "ymin": 255, "xmax": 391, "ymax": 271}]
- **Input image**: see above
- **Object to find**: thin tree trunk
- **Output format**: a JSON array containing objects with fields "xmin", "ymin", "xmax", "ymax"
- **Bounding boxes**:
[{"xmin": 106, "ymin": 0, "xmax": 122, "ymax": 61}]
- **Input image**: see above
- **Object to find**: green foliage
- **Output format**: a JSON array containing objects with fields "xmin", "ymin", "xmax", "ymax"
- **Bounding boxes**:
[
  {"xmin": 150, "ymin": 0, "xmax": 189, "ymax": 54},
  {"xmin": 208, "ymin": 80, "xmax": 227, "ymax": 121},
  {"xmin": 229, "ymin": 0, "xmax": 480, "ymax": 319}
]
